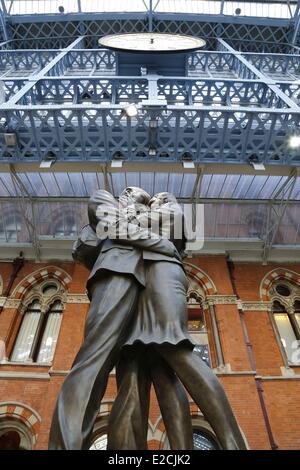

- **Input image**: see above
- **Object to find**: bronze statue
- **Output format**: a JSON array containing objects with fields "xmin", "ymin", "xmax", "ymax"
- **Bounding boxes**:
[{"xmin": 48, "ymin": 187, "xmax": 246, "ymax": 450}]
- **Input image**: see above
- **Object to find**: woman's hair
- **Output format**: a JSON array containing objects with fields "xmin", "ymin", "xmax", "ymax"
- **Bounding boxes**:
[
  {"xmin": 150, "ymin": 192, "xmax": 187, "ymax": 254},
  {"xmin": 120, "ymin": 186, "xmax": 151, "ymax": 205}
]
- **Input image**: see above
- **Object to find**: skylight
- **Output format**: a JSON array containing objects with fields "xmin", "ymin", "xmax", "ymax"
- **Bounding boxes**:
[{"xmin": 2, "ymin": 1, "xmax": 297, "ymax": 19}]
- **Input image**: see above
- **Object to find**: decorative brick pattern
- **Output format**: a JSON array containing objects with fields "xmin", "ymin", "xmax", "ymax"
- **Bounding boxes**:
[
  {"xmin": 260, "ymin": 268, "xmax": 300, "ymax": 301},
  {"xmin": 184, "ymin": 262, "xmax": 217, "ymax": 295},
  {"xmin": 0, "ymin": 402, "xmax": 41, "ymax": 446},
  {"xmin": 1, "ymin": 259, "xmax": 300, "ymax": 450},
  {"xmin": 12, "ymin": 266, "xmax": 72, "ymax": 300}
]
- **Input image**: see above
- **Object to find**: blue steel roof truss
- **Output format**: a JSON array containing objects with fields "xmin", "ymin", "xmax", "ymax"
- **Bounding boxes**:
[
  {"xmin": 0, "ymin": 40, "xmax": 300, "ymax": 165},
  {"xmin": 0, "ymin": 3, "xmax": 299, "ymax": 259}
]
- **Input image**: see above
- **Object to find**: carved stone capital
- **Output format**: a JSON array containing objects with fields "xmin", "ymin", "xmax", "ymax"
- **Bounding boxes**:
[
  {"xmin": 4, "ymin": 298, "xmax": 22, "ymax": 309},
  {"xmin": 66, "ymin": 294, "xmax": 90, "ymax": 304},
  {"xmin": 241, "ymin": 301, "xmax": 273, "ymax": 311},
  {"xmin": 206, "ymin": 295, "xmax": 238, "ymax": 306}
]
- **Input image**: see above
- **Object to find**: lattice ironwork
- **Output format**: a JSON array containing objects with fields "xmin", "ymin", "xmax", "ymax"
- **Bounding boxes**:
[
  {"xmin": 4, "ymin": 15, "xmax": 294, "ymax": 54},
  {"xmin": 278, "ymin": 82, "xmax": 300, "ymax": 105},
  {"xmin": 187, "ymin": 51, "xmax": 256, "ymax": 79},
  {"xmin": 0, "ymin": 50, "xmax": 59, "ymax": 77},
  {"xmin": 244, "ymin": 53, "xmax": 300, "ymax": 80},
  {"xmin": 0, "ymin": 103, "xmax": 299, "ymax": 164},
  {"xmin": 157, "ymin": 78, "xmax": 288, "ymax": 108},
  {"xmin": 0, "ymin": 79, "xmax": 26, "ymax": 101},
  {"xmin": 0, "ymin": 12, "xmax": 298, "ymax": 168}
]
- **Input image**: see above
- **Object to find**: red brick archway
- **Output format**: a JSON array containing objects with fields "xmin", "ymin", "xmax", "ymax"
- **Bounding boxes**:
[
  {"xmin": 184, "ymin": 262, "xmax": 217, "ymax": 295},
  {"xmin": 260, "ymin": 268, "xmax": 300, "ymax": 300},
  {"xmin": 11, "ymin": 266, "xmax": 71, "ymax": 300}
]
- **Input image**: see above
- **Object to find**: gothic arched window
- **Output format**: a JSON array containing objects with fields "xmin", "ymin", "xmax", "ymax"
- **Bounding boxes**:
[
  {"xmin": 10, "ymin": 281, "xmax": 65, "ymax": 364},
  {"xmin": 187, "ymin": 278, "xmax": 211, "ymax": 367},
  {"xmin": 193, "ymin": 429, "xmax": 220, "ymax": 450},
  {"xmin": 270, "ymin": 281, "xmax": 300, "ymax": 365},
  {"xmin": 89, "ymin": 433, "xmax": 108, "ymax": 450}
]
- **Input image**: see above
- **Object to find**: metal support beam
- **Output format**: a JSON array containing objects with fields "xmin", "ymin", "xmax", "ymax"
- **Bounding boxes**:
[
  {"xmin": 153, "ymin": 0, "xmax": 160, "ymax": 12},
  {"xmin": 8, "ymin": 1, "xmax": 13, "ymax": 15},
  {"xmin": 292, "ymin": 0, "xmax": 300, "ymax": 43},
  {"xmin": 8, "ymin": 11, "xmax": 291, "ymax": 28},
  {"xmin": 4, "ymin": 36, "xmax": 84, "ymax": 106},
  {"xmin": 9, "ymin": 164, "xmax": 41, "ymax": 259},
  {"xmin": 220, "ymin": 0, "xmax": 225, "ymax": 15},
  {"xmin": 218, "ymin": 38, "xmax": 300, "ymax": 112},
  {"xmin": 190, "ymin": 166, "xmax": 203, "ymax": 233},
  {"xmin": 148, "ymin": 0, "xmax": 153, "ymax": 32},
  {"xmin": 262, "ymin": 169, "xmax": 298, "ymax": 263},
  {"xmin": 0, "ymin": 0, "xmax": 7, "ymax": 16},
  {"xmin": 0, "ymin": 2, "xmax": 8, "ymax": 41}
]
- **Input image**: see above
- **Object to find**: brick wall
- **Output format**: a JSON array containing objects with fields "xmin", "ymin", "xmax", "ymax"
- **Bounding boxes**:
[{"xmin": 0, "ymin": 257, "xmax": 300, "ymax": 450}]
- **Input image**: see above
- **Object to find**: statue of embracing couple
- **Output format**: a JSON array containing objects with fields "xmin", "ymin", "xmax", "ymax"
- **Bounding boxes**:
[{"xmin": 49, "ymin": 187, "xmax": 246, "ymax": 450}]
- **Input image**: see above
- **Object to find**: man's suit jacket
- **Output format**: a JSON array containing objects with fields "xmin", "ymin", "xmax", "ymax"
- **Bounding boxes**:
[{"xmin": 73, "ymin": 190, "xmax": 183, "ymax": 290}]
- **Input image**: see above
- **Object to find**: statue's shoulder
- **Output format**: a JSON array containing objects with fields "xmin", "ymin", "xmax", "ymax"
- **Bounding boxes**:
[{"xmin": 89, "ymin": 190, "xmax": 116, "ymax": 205}]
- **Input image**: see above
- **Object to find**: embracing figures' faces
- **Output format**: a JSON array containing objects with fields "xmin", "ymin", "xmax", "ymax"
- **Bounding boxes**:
[
  {"xmin": 150, "ymin": 192, "xmax": 178, "ymax": 209},
  {"xmin": 119, "ymin": 187, "xmax": 151, "ymax": 207}
]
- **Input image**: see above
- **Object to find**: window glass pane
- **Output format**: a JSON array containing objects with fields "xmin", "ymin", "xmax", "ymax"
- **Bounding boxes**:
[
  {"xmin": 89, "ymin": 434, "xmax": 107, "ymax": 450},
  {"xmin": 274, "ymin": 313, "xmax": 298, "ymax": 363},
  {"xmin": 188, "ymin": 310, "xmax": 211, "ymax": 367},
  {"xmin": 11, "ymin": 302, "xmax": 41, "ymax": 362},
  {"xmin": 42, "ymin": 284, "xmax": 58, "ymax": 296},
  {"xmin": 294, "ymin": 301, "xmax": 300, "ymax": 313},
  {"xmin": 193, "ymin": 430, "xmax": 219, "ymax": 450},
  {"xmin": 37, "ymin": 302, "xmax": 63, "ymax": 363},
  {"xmin": 295, "ymin": 313, "xmax": 300, "ymax": 330}
]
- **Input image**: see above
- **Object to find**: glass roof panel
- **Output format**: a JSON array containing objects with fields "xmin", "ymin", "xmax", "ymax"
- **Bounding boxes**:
[
  {"xmin": 124, "ymin": 172, "xmax": 141, "ymax": 191},
  {"xmin": 67, "ymin": 173, "xmax": 88, "ymax": 197},
  {"xmin": 290, "ymin": 177, "xmax": 300, "ymax": 200},
  {"xmin": 243, "ymin": 175, "xmax": 266, "ymax": 199},
  {"xmin": 0, "ymin": 199, "xmax": 298, "ymax": 245},
  {"xmin": 26, "ymin": 173, "xmax": 48, "ymax": 196},
  {"xmin": 0, "ymin": 172, "xmax": 299, "ymax": 201},
  {"xmin": 5, "ymin": 1, "xmax": 295, "ymax": 19},
  {"xmin": 199, "ymin": 174, "xmax": 213, "ymax": 198},
  {"xmin": 0, "ymin": 174, "xmax": 15, "ymax": 197},
  {"xmin": 167, "ymin": 173, "xmax": 184, "ymax": 197},
  {"xmin": 180, "ymin": 174, "xmax": 197, "ymax": 198},
  {"xmin": 204, "ymin": 174, "xmax": 226, "ymax": 198},
  {"xmin": 54, "ymin": 172, "xmax": 75, "ymax": 196},
  {"xmin": 0, "ymin": 173, "xmax": 19, "ymax": 196},
  {"xmin": 217, "ymin": 174, "xmax": 240, "ymax": 198},
  {"xmin": 39, "ymin": 172, "xmax": 61, "ymax": 196},
  {"xmin": 154, "ymin": 173, "xmax": 170, "ymax": 195},
  {"xmin": 111, "ymin": 172, "xmax": 126, "ymax": 196},
  {"xmin": 233, "ymin": 175, "xmax": 255, "ymax": 199},
  {"xmin": 82, "ymin": 172, "xmax": 103, "ymax": 195},
  {"xmin": 140, "ymin": 172, "xmax": 155, "ymax": 196}
]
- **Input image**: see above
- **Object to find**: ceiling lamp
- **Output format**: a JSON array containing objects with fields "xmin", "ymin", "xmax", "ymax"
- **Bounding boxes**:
[
  {"xmin": 288, "ymin": 134, "xmax": 300, "ymax": 149},
  {"xmin": 248, "ymin": 154, "xmax": 265, "ymax": 171},
  {"xmin": 124, "ymin": 104, "xmax": 138, "ymax": 118}
]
